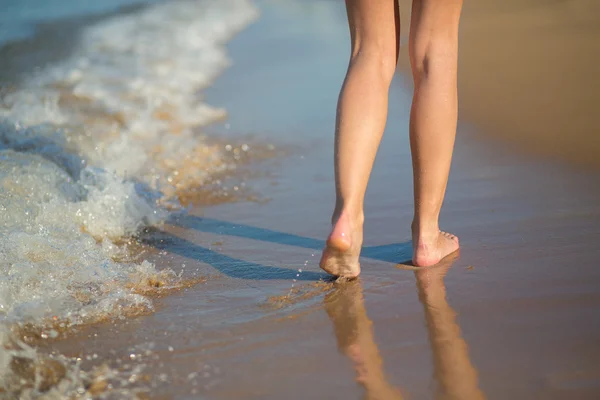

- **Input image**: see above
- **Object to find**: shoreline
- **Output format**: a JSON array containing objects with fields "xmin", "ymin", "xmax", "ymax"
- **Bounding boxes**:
[
  {"xmin": 0, "ymin": 0, "xmax": 261, "ymax": 397},
  {"xmin": 14, "ymin": 0, "xmax": 600, "ymax": 398}
]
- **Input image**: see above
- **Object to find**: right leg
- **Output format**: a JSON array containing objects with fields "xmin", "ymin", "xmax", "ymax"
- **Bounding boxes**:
[
  {"xmin": 409, "ymin": 0, "xmax": 463, "ymax": 267},
  {"xmin": 320, "ymin": 0, "xmax": 400, "ymax": 278}
]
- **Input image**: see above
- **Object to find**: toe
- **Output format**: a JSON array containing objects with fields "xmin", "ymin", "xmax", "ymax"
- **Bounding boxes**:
[{"xmin": 442, "ymin": 231, "xmax": 458, "ymax": 241}]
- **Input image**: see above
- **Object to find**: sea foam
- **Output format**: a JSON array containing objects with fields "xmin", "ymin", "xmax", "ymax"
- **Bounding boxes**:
[{"xmin": 0, "ymin": 0, "xmax": 258, "ymax": 396}]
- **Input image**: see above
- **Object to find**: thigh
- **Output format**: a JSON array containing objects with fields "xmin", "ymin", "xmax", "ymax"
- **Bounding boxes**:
[{"xmin": 345, "ymin": 0, "xmax": 401, "ymax": 62}]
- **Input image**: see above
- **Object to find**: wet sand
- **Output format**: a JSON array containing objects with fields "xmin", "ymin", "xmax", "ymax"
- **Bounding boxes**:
[{"xmin": 43, "ymin": 0, "xmax": 600, "ymax": 399}]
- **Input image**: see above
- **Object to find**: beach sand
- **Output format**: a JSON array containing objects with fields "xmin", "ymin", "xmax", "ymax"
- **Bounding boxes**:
[
  {"xmin": 35, "ymin": 0, "xmax": 600, "ymax": 398},
  {"xmin": 455, "ymin": 0, "xmax": 600, "ymax": 167}
]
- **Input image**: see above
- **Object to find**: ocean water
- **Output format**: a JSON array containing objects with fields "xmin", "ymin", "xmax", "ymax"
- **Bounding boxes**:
[
  {"xmin": 0, "ymin": 0, "xmax": 159, "ymax": 47},
  {"xmin": 0, "ymin": 0, "xmax": 258, "ymax": 396}
]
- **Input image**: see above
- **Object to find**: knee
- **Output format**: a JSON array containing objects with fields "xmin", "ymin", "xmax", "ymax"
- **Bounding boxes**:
[
  {"xmin": 409, "ymin": 4, "xmax": 462, "ymax": 83},
  {"xmin": 349, "ymin": 43, "xmax": 397, "ymax": 85},
  {"xmin": 409, "ymin": 33, "xmax": 458, "ymax": 83}
]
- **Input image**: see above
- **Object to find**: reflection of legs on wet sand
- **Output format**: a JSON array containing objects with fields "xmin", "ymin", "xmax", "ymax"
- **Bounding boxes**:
[
  {"xmin": 325, "ymin": 281, "xmax": 403, "ymax": 400},
  {"xmin": 325, "ymin": 259, "xmax": 484, "ymax": 399},
  {"xmin": 415, "ymin": 256, "xmax": 486, "ymax": 400}
]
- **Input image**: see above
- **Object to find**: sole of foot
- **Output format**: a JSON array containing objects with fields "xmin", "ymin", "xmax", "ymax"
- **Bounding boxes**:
[
  {"xmin": 320, "ymin": 212, "xmax": 362, "ymax": 278},
  {"xmin": 412, "ymin": 231, "xmax": 460, "ymax": 268}
]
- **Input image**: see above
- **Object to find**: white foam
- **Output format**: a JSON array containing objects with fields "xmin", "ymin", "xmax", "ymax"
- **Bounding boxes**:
[
  {"xmin": 0, "ymin": 149, "xmax": 158, "ymax": 321},
  {"xmin": 0, "ymin": 0, "xmax": 258, "ymax": 395}
]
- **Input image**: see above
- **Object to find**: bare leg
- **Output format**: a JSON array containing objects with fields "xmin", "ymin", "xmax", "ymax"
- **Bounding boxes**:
[
  {"xmin": 409, "ymin": 0, "xmax": 462, "ymax": 267},
  {"xmin": 320, "ymin": 0, "xmax": 400, "ymax": 278}
]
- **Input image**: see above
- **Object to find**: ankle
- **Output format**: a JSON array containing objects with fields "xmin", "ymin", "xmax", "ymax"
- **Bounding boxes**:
[
  {"xmin": 411, "ymin": 219, "xmax": 439, "ymax": 241},
  {"xmin": 333, "ymin": 204, "xmax": 364, "ymax": 227}
]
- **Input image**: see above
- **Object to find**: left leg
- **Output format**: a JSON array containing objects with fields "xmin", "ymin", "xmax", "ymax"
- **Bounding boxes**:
[{"xmin": 320, "ymin": 0, "xmax": 400, "ymax": 278}]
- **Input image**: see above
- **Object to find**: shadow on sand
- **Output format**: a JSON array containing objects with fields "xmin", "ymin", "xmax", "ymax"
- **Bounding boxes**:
[{"xmin": 140, "ymin": 215, "xmax": 412, "ymax": 281}]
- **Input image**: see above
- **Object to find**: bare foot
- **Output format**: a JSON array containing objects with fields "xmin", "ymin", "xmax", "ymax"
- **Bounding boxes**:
[
  {"xmin": 412, "ymin": 230, "xmax": 460, "ymax": 267},
  {"xmin": 320, "ymin": 211, "xmax": 362, "ymax": 278}
]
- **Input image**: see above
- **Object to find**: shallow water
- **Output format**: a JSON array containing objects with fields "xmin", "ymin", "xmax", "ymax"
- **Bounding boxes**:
[
  {"xmin": 3, "ymin": 0, "xmax": 600, "ymax": 398},
  {"xmin": 0, "ymin": 0, "xmax": 160, "ymax": 48}
]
